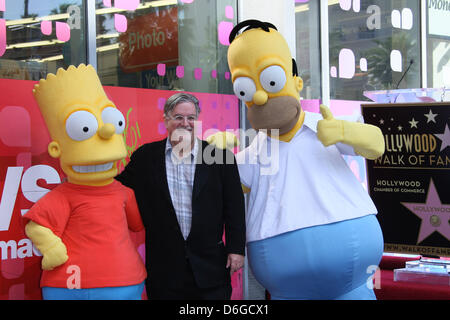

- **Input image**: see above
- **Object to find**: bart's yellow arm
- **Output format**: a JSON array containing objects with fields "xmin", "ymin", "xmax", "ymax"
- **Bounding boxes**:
[
  {"xmin": 206, "ymin": 133, "xmax": 250, "ymax": 194},
  {"xmin": 205, "ymin": 131, "xmax": 240, "ymax": 150},
  {"xmin": 25, "ymin": 221, "xmax": 68, "ymax": 270},
  {"xmin": 317, "ymin": 105, "xmax": 385, "ymax": 160}
]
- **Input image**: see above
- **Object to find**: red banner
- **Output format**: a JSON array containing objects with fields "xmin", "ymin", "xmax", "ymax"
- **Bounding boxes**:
[{"xmin": 0, "ymin": 79, "xmax": 240, "ymax": 299}]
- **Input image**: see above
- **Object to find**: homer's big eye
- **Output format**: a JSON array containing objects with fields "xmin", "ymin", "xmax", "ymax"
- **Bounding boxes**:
[
  {"xmin": 260, "ymin": 65, "xmax": 286, "ymax": 93},
  {"xmin": 65, "ymin": 111, "xmax": 98, "ymax": 141},
  {"xmin": 233, "ymin": 77, "xmax": 256, "ymax": 102},
  {"xmin": 101, "ymin": 107, "xmax": 125, "ymax": 134}
]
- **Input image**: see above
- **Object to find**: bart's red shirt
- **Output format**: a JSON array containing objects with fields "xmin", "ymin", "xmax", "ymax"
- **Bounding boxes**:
[{"xmin": 24, "ymin": 180, "xmax": 146, "ymax": 289}]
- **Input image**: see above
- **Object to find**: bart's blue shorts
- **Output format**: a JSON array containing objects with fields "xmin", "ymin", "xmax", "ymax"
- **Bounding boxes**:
[
  {"xmin": 247, "ymin": 215, "xmax": 383, "ymax": 300},
  {"xmin": 42, "ymin": 281, "xmax": 145, "ymax": 300}
]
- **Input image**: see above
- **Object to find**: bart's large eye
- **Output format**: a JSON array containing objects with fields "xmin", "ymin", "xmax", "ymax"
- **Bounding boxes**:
[
  {"xmin": 65, "ymin": 111, "xmax": 98, "ymax": 141},
  {"xmin": 233, "ymin": 77, "xmax": 256, "ymax": 102},
  {"xmin": 260, "ymin": 65, "xmax": 286, "ymax": 93},
  {"xmin": 101, "ymin": 107, "xmax": 125, "ymax": 134}
]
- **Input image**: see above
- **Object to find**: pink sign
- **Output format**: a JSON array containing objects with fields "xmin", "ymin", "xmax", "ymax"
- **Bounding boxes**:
[
  {"xmin": 0, "ymin": 19, "xmax": 5, "ymax": 57},
  {"xmin": 0, "ymin": 1, "xmax": 5, "ymax": 57},
  {"xmin": 114, "ymin": 14, "xmax": 127, "ymax": 33},
  {"xmin": 55, "ymin": 22, "xmax": 70, "ymax": 42},
  {"xmin": 0, "ymin": 79, "xmax": 241, "ymax": 300},
  {"xmin": 114, "ymin": 0, "xmax": 139, "ymax": 11},
  {"xmin": 40, "ymin": 21, "xmax": 52, "ymax": 36}
]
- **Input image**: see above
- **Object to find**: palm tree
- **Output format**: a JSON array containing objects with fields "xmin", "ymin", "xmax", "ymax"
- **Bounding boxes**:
[
  {"xmin": 363, "ymin": 32, "xmax": 418, "ymax": 90},
  {"xmin": 24, "ymin": 0, "xmax": 29, "ymax": 16}
]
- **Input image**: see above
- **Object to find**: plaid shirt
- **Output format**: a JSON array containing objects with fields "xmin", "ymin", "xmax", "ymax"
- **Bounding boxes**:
[{"xmin": 165, "ymin": 138, "xmax": 199, "ymax": 240}]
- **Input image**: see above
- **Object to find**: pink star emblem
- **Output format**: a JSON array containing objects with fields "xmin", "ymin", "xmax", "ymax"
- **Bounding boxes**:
[
  {"xmin": 400, "ymin": 179, "xmax": 450, "ymax": 244},
  {"xmin": 434, "ymin": 124, "xmax": 450, "ymax": 151}
]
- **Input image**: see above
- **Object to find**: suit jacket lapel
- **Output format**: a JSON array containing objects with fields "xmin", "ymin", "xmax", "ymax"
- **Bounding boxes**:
[
  {"xmin": 193, "ymin": 140, "xmax": 209, "ymax": 200},
  {"xmin": 152, "ymin": 139, "xmax": 174, "ymax": 207}
]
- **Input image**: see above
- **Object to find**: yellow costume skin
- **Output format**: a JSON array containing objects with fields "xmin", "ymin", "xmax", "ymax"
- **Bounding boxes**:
[
  {"xmin": 228, "ymin": 28, "xmax": 304, "ymax": 137},
  {"xmin": 205, "ymin": 131, "xmax": 240, "ymax": 150},
  {"xmin": 317, "ymin": 104, "xmax": 385, "ymax": 159},
  {"xmin": 25, "ymin": 64, "xmax": 127, "ymax": 270},
  {"xmin": 25, "ymin": 221, "xmax": 68, "ymax": 271}
]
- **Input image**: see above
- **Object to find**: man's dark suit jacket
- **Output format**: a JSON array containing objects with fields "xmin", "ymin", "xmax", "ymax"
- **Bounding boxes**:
[{"xmin": 116, "ymin": 138, "xmax": 246, "ymax": 298}]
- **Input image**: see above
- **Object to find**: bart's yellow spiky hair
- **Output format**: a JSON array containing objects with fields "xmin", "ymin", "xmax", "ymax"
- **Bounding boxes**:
[{"xmin": 33, "ymin": 64, "xmax": 109, "ymax": 139}]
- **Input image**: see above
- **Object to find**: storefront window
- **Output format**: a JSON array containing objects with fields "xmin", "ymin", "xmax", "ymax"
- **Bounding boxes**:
[
  {"xmin": 294, "ymin": 0, "xmax": 321, "ymax": 99},
  {"xmin": 0, "ymin": 0, "xmax": 86, "ymax": 80},
  {"xmin": 426, "ymin": 0, "xmax": 450, "ymax": 90},
  {"xmin": 328, "ymin": 0, "xmax": 420, "ymax": 101},
  {"xmin": 95, "ymin": 0, "xmax": 236, "ymax": 94}
]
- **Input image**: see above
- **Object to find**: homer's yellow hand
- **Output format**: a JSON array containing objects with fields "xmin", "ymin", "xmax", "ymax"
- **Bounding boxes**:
[
  {"xmin": 317, "ymin": 104, "xmax": 385, "ymax": 160},
  {"xmin": 25, "ymin": 221, "xmax": 68, "ymax": 271},
  {"xmin": 317, "ymin": 104, "xmax": 345, "ymax": 146},
  {"xmin": 206, "ymin": 131, "xmax": 239, "ymax": 150}
]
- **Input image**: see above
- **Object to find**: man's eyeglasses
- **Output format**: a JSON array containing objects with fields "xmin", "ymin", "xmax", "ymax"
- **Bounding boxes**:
[{"xmin": 166, "ymin": 114, "xmax": 198, "ymax": 123}]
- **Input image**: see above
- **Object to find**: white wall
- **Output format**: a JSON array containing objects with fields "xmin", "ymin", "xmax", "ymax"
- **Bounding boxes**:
[{"xmin": 237, "ymin": 0, "xmax": 296, "ymax": 58}]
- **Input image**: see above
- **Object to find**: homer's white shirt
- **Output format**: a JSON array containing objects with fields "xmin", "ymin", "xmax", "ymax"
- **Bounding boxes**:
[{"xmin": 236, "ymin": 111, "xmax": 378, "ymax": 243}]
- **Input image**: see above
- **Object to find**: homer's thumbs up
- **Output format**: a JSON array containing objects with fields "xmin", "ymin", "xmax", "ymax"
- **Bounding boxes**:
[
  {"xmin": 317, "ymin": 105, "xmax": 344, "ymax": 147},
  {"xmin": 317, "ymin": 104, "xmax": 386, "ymax": 159},
  {"xmin": 319, "ymin": 104, "xmax": 334, "ymax": 120}
]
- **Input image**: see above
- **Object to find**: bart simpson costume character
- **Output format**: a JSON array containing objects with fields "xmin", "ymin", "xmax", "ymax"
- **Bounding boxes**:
[
  {"xmin": 23, "ymin": 64, "xmax": 146, "ymax": 300},
  {"xmin": 227, "ymin": 20, "xmax": 385, "ymax": 300}
]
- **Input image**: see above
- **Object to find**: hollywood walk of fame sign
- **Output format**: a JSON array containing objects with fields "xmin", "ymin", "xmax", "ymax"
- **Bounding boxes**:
[{"xmin": 361, "ymin": 102, "xmax": 450, "ymax": 257}]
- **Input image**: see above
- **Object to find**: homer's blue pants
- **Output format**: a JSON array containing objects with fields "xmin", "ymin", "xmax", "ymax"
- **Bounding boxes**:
[{"xmin": 247, "ymin": 215, "xmax": 383, "ymax": 300}]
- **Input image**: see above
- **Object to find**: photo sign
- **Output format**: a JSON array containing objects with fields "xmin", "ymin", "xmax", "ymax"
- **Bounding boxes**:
[{"xmin": 361, "ymin": 102, "xmax": 450, "ymax": 257}]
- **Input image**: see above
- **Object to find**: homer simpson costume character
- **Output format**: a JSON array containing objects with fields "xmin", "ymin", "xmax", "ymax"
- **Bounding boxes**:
[
  {"xmin": 227, "ymin": 20, "xmax": 385, "ymax": 300},
  {"xmin": 23, "ymin": 64, "xmax": 146, "ymax": 300}
]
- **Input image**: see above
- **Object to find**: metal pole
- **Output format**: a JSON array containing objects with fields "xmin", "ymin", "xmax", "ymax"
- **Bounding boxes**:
[
  {"xmin": 320, "ymin": 0, "xmax": 330, "ymax": 106},
  {"xmin": 420, "ymin": 0, "xmax": 427, "ymax": 88},
  {"xmin": 85, "ymin": 0, "xmax": 97, "ymax": 70}
]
